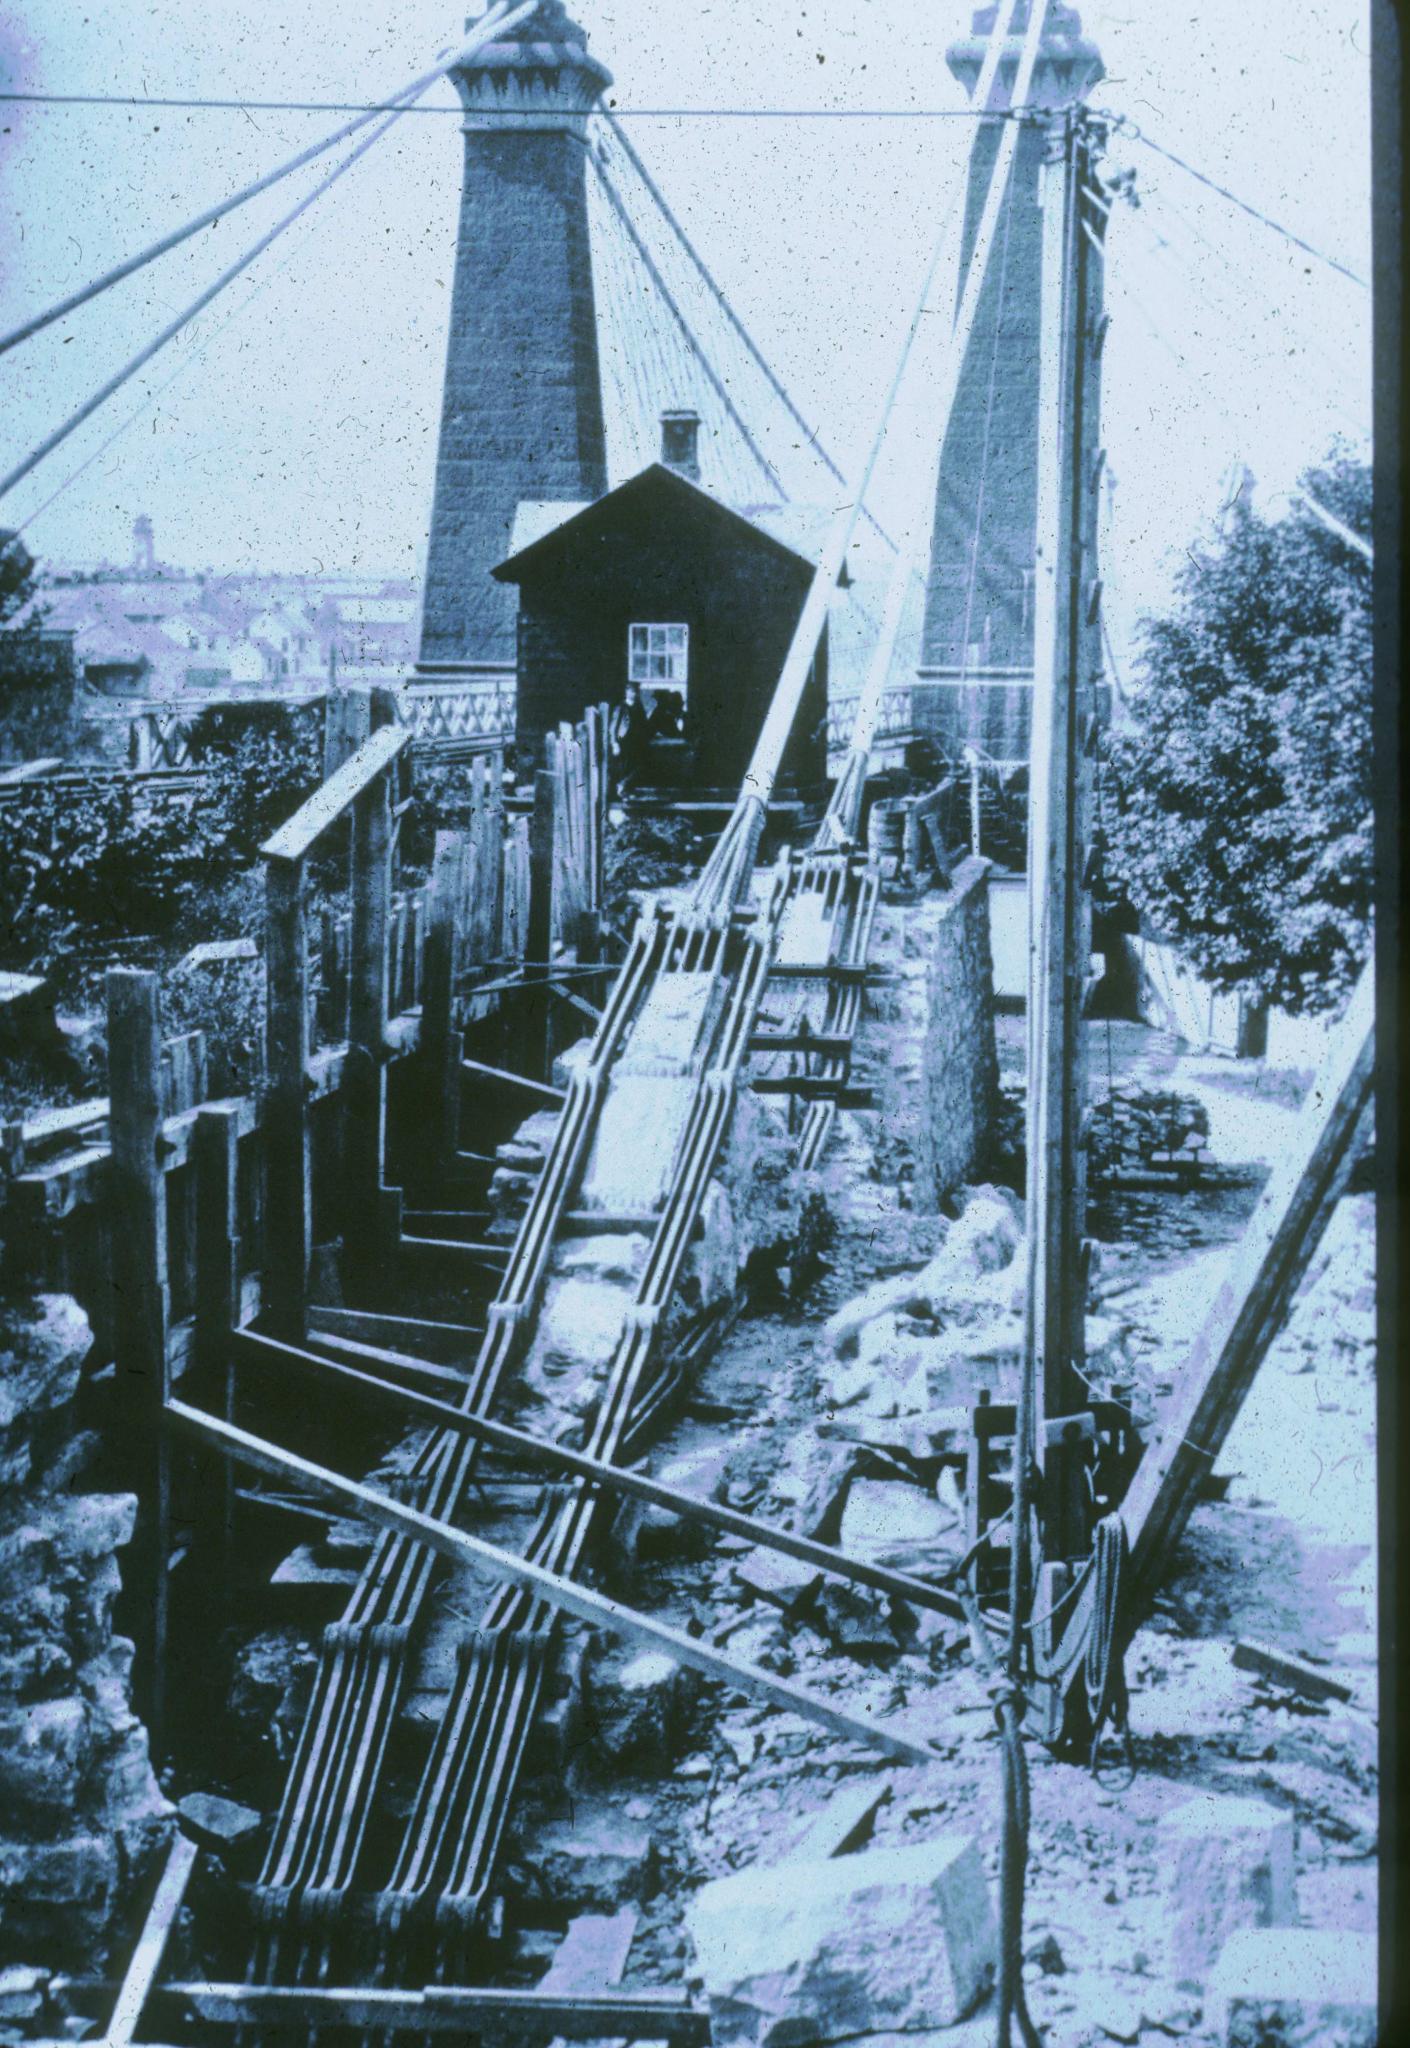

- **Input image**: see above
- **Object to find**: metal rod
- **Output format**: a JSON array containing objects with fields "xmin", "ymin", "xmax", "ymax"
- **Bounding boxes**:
[
  {"xmin": 167, "ymin": 1398, "xmax": 939, "ymax": 1766},
  {"xmin": 230, "ymin": 1328, "xmax": 969, "ymax": 1622}
]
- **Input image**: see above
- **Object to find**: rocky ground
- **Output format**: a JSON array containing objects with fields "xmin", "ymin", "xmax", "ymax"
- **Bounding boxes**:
[{"xmin": 495, "ymin": 896, "xmax": 1376, "ymax": 2046}]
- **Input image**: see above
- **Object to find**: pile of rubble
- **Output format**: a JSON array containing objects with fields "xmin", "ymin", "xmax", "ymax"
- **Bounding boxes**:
[{"xmin": 1089, "ymin": 1085, "xmax": 1213, "ymax": 1188}]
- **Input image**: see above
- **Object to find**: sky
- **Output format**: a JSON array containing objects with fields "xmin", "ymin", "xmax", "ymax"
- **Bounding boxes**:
[{"xmin": 0, "ymin": 0, "xmax": 1372, "ymax": 669}]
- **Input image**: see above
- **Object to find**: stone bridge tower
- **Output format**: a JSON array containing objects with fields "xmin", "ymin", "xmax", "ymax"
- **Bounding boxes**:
[
  {"xmin": 919, "ymin": 0, "xmax": 1102, "ymax": 769},
  {"xmin": 417, "ymin": 1, "xmax": 611, "ymax": 689}
]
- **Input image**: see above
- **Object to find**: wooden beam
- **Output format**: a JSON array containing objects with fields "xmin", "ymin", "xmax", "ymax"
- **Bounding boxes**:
[
  {"xmin": 228, "ymin": 1329, "xmax": 967, "ymax": 1622},
  {"xmin": 260, "ymin": 723, "xmax": 408, "ymax": 864},
  {"xmin": 104, "ymin": 1832, "xmax": 198, "ymax": 2048},
  {"xmin": 461, "ymin": 1056, "xmax": 565, "ymax": 1106},
  {"xmin": 306, "ymin": 1304, "xmax": 484, "ymax": 1362},
  {"xmin": 1044, "ymin": 963, "xmax": 1375, "ymax": 1698},
  {"xmin": 152, "ymin": 1983, "xmax": 708, "ymax": 2042},
  {"xmin": 106, "ymin": 970, "xmax": 171, "ymax": 1749},
  {"xmin": 262, "ymin": 856, "xmax": 309, "ymax": 1338},
  {"xmin": 267, "ymin": 1326, "xmax": 476, "ymax": 1396},
  {"xmin": 194, "ymin": 1104, "xmax": 242, "ymax": 1607},
  {"xmin": 166, "ymin": 1399, "xmax": 938, "ymax": 1766}
]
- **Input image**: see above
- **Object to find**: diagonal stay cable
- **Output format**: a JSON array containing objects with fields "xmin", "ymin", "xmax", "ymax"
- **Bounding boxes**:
[
  {"xmin": 0, "ymin": 0, "xmax": 535, "ymax": 359},
  {"xmin": 1, "ymin": 104, "xmax": 407, "ymax": 504},
  {"xmin": 1107, "ymin": 118, "xmax": 1368, "ymax": 290},
  {"xmin": 590, "ymin": 150, "xmax": 789, "ymax": 501},
  {"xmin": 600, "ymin": 113, "xmax": 901, "ymax": 550}
]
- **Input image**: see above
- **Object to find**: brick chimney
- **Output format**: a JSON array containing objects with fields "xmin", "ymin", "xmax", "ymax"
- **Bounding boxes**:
[
  {"xmin": 659, "ymin": 409, "xmax": 701, "ymax": 482},
  {"xmin": 417, "ymin": 2, "xmax": 611, "ymax": 681},
  {"xmin": 918, "ymin": 1, "xmax": 1102, "ymax": 769}
]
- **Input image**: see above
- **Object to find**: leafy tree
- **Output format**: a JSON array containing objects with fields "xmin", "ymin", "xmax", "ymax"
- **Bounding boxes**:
[
  {"xmin": 0, "ymin": 531, "xmax": 75, "ymax": 757},
  {"xmin": 1102, "ymin": 451, "xmax": 1371, "ymax": 1016}
]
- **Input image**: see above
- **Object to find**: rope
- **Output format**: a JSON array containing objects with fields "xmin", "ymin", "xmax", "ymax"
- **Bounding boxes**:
[
  {"xmin": 958, "ymin": 1576, "xmax": 1042, "ymax": 2048},
  {"xmin": 0, "ymin": 92, "xmax": 1016, "ymax": 118},
  {"xmin": 0, "ymin": 1, "xmax": 535, "ymax": 359},
  {"xmin": 1084, "ymin": 1513, "xmax": 1136, "ymax": 1787}
]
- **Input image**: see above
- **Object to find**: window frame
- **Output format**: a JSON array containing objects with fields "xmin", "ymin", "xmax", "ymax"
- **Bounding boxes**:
[{"xmin": 627, "ymin": 621, "xmax": 690, "ymax": 691}]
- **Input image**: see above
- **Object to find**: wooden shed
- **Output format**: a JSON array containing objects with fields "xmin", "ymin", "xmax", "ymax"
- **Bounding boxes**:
[{"xmin": 492, "ymin": 460, "xmax": 837, "ymax": 792}]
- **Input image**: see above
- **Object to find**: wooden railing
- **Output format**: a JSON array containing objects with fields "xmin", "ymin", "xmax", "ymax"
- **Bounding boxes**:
[{"xmin": 0, "ymin": 693, "xmax": 609, "ymax": 1739}]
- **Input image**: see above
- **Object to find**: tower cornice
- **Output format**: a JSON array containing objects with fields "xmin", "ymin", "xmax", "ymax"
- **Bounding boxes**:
[
  {"xmin": 453, "ymin": 3, "xmax": 612, "ymax": 136},
  {"xmin": 947, "ymin": 1, "xmax": 1103, "ymax": 110}
]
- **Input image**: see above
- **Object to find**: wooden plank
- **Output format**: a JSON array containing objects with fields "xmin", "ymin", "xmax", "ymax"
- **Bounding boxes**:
[
  {"xmin": 228, "ymin": 1332, "xmax": 967, "ymax": 1623},
  {"xmin": 104, "ymin": 1832, "xmax": 199, "ymax": 2048},
  {"xmin": 106, "ymin": 970, "xmax": 171, "ymax": 1750},
  {"xmin": 260, "ymin": 724, "xmax": 408, "ymax": 864},
  {"xmin": 461, "ymin": 1057, "xmax": 564, "ymax": 1106},
  {"xmin": 249, "ymin": 1318, "xmax": 479, "ymax": 1400},
  {"xmin": 153, "ymin": 1983, "xmax": 707, "ymax": 2042},
  {"xmin": 262, "ymin": 857, "xmax": 309, "ymax": 1339},
  {"xmin": 1231, "ymin": 1639, "xmax": 1355, "ymax": 1706},
  {"xmin": 167, "ymin": 1400, "xmax": 938, "ymax": 1766}
]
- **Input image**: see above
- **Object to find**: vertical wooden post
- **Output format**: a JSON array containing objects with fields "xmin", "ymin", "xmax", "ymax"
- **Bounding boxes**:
[
  {"xmin": 323, "ymin": 681, "xmax": 370, "ymax": 780},
  {"xmin": 1023, "ymin": 107, "xmax": 1096, "ymax": 1571},
  {"xmin": 194, "ymin": 1104, "xmax": 241, "ymax": 1612},
  {"xmin": 344, "ymin": 763, "xmax": 394, "ymax": 1283},
  {"xmin": 107, "ymin": 969, "xmax": 171, "ymax": 1750},
  {"xmin": 526, "ymin": 766, "xmax": 557, "ymax": 1077},
  {"xmin": 422, "ymin": 830, "xmax": 466, "ymax": 1183},
  {"xmin": 264, "ymin": 856, "xmax": 310, "ymax": 1339}
]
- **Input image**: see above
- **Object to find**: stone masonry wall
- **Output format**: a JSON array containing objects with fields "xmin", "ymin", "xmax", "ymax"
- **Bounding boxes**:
[
  {"xmin": 0, "ymin": 1295, "xmax": 171, "ymax": 1973},
  {"xmin": 916, "ymin": 856, "xmax": 1000, "ymax": 1208}
]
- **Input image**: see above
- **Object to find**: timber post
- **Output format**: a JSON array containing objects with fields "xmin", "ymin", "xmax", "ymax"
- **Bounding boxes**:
[
  {"xmin": 106, "ymin": 968, "xmax": 171, "ymax": 1750},
  {"xmin": 263, "ymin": 855, "xmax": 310, "ymax": 1339},
  {"xmin": 194, "ymin": 1102, "xmax": 242, "ymax": 1614},
  {"xmin": 422, "ymin": 829, "xmax": 467, "ymax": 1183},
  {"xmin": 527, "ymin": 764, "xmax": 557, "ymax": 1077},
  {"xmin": 1023, "ymin": 104, "xmax": 1103, "ymax": 1578},
  {"xmin": 344, "ymin": 753, "xmax": 396, "ymax": 1286}
]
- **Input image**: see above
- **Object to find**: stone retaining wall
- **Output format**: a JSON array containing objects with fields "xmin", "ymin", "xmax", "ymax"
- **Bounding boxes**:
[
  {"xmin": 0, "ymin": 1294, "xmax": 170, "ymax": 1972},
  {"xmin": 916, "ymin": 856, "xmax": 999, "ymax": 1208}
]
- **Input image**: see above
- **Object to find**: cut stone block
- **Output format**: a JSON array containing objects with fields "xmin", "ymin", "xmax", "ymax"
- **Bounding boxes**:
[
  {"xmin": 687, "ymin": 1834, "xmax": 996, "ymax": 2045},
  {"xmin": 734, "ymin": 1546, "xmax": 823, "ymax": 1616},
  {"xmin": 539, "ymin": 1907, "xmax": 638, "ymax": 1992},
  {"xmin": 768, "ymin": 1778, "xmax": 890, "ymax": 1864},
  {"xmin": 1163, "ymin": 1793, "xmax": 1296, "ymax": 1988},
  {"xmin": 507, "ymin": 1812, "xmax": 656, "ymax": 1913},
  {"xmin": 1208, "ymin": 1928, "xmax": 1376, "ymax": 2047},
  {"xmin": 839, "ymin": 1477, "xmax": 952, "ymax": 1570},
  {"xmin": 177, "ymin": 1791, "xmax": 261, "ymax": 1852}
]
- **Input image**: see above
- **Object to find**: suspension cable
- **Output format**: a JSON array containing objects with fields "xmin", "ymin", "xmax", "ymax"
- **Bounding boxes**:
[
  {"xmin": 590, "ymin": 153, "xmax": 789, "ymax": 501},
  {"xmin": 697, "ymin": 0, "xmax": 1052, "ymax": 903},
  {"xmin": 1109, "ymin": 224, "xmax": 1371, "ymax": 561},
  {"xmin": 0, "ymin": 1, "xmax": 534, "ymax": 361},
  {"xmin": 1110, "ymin": 119, "xmax": 1368, "ymax": 290},
  {"xmin": 0, "ymin": 109, "xmax": 413, "ymax": 504},
  {"xmin": 600, "ymin": 114, "xmax": 897, "ymax": 551}
]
